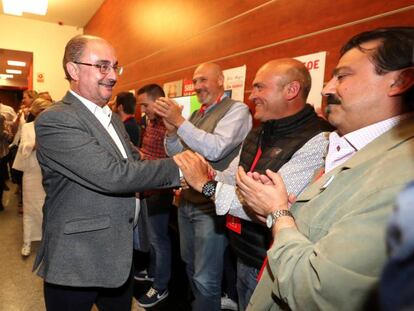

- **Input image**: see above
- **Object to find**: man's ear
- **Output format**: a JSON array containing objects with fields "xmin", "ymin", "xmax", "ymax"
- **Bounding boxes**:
[
  {"xmin": 217, "ymin": 73, "xmax": 224, "ymax": 88},
  {"xmin": 285, "ymin": 81, "xmax": 301, "ymax": 100},
  {"xmin": 66, "ymin": 62, "xmax": 80, "ymax": 81},
  {"xmin": 388, "ymin": 68, "xmax": 414, "ymax": 97}
]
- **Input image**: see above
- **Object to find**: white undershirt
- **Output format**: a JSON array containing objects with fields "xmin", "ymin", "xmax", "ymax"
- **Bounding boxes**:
[{"xmin": 70, "ymin": 90, "xmax": 127, "ymax": 158}]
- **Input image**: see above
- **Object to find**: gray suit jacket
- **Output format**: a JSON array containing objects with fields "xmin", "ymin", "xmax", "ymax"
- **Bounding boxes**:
[{"xmin": 33, "ymin": 91, "xmax": 180, "ymax": 288}]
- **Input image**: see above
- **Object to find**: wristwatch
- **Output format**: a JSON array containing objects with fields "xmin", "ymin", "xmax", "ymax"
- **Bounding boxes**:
[
  {"xmin": 266, "ymin": 210, "xmax": 294, "ymax": 228},
  {"xmin": 201, "ymin": 180, "xmax": 218, "ymax": 200}
]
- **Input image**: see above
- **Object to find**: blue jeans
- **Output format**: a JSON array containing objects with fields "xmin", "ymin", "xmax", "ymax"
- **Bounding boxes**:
[
  {"xmin": 146, "ymin": 192, "xmax": 174, "ymax": 291},
  {"xmin": 236, "ymin": 259, "xmax": 259, "ymax": 311},
  {"xmin": 178, "ymin": 198, "xmax": 227, "ymax": 311}
]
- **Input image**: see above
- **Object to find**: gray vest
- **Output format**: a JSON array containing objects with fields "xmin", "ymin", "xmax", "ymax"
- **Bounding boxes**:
[{"xmin": 181, "ymin": 96, "xmax": 242, "ymax": 204}]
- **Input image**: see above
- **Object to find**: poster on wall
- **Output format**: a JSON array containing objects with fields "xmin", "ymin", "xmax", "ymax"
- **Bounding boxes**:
[
  {"xmin": 223, "ymin": 65, "xmax": 246, "ymax": 102},
  {"xmin": 294, "ymin": 51, "xmax": 326, "ymax": 114},
  {"xmin": 182, "ymin": 78, "xmax": 195, "ymax": 96},
  {"xmin": 163, "ymin": 80, "xmax": 183, "ymax": 98}
]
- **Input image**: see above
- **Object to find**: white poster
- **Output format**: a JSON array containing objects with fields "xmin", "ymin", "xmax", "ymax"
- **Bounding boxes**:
[
  {"xmin": 223, "ymin": 65, "xmax": 247, "ymax": 102},
  {"xmin": 163, "ymin": 80, "xmax": 183, "ymax": 98},
  {"xmin": 294, "ymin": 51, "xmax": 326, "ymax": 114}
]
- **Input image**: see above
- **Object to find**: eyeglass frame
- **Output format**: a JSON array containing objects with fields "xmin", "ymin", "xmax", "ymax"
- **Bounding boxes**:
[{"xmin": 73, "ymin": 61, "xmax": 123, "ymax": 75}]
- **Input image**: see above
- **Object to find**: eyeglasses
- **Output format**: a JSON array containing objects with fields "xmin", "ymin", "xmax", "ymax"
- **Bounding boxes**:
[{"xmin": 74, "ymin": 61, "xmax": 124, "ymax": 75}]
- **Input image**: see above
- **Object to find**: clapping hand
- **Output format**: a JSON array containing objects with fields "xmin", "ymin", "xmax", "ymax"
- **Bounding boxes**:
[{"xmin": 236, "ymin": 167, "xmax": 295, "ymax": 223}]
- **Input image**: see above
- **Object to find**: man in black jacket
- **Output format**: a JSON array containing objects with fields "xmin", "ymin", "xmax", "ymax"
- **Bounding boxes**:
[{"xmin": 174, "ymin": 58, "xmax": 333, "ymax": 310}]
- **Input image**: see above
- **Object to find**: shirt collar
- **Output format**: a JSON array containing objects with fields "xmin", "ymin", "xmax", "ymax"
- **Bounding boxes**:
[
  {"xmin": 203, "ymin": 93, "xmax": 226, "ymax": 114},
  {"xmin": 329, "ymin": 113, "xmax": 413, "ymax": 151},
  {"xmin": 70, "ymin": 90, "xmax": 112, "ymax": 128}
]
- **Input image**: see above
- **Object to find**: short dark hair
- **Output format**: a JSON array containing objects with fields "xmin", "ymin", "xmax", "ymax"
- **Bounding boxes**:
[
  {"xmin": 63, "ymin": 35, "xmax": 91, "ymax": 81},
  {"xmin": 116, "ymin": 92, "xmax": 136, "ymax": 114},
  {"xmin": 137, "ymin": 84, "xmax": 165, "ymax": 101},
  {"xmin": 341, "ymin": 27, "xmax": 414, "ymax": 106}
]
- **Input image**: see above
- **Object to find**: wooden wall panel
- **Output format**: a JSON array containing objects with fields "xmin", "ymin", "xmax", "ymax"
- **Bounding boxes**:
[{"xmin": 85, "ymin": 0, "xmax": 414, "ymax": 110}]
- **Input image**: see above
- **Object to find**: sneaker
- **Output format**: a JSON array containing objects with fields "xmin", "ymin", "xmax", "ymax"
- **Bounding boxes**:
[
  {"xmin": 137, "ymin": 287, "xmax": 169, "ymax": 308},
  {"xmin": 134, "ymin": 269, "xmax": 154, "ymax": 282},
  {"xmin": 221, "ymin": 294, "xmax": 238, "ymax": 311},
  {"xmin": 21, "ymin": 243, "xmax": 31, "ymax": 257}
]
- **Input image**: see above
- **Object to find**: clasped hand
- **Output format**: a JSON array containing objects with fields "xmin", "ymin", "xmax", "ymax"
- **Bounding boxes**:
[{"xmin": 173, "ymin": 150, "xmax": 216, "ymax": 192}]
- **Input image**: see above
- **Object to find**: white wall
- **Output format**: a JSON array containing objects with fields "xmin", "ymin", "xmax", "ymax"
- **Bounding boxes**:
[{"xmin": 0, "ymin": 15, "xmax": 83, "ymax": 100}]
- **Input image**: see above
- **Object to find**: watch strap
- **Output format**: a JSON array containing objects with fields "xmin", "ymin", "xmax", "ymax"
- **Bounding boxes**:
[{"xmin": 267, "ymin": 209, "xmax": 294, "ymax": 228}]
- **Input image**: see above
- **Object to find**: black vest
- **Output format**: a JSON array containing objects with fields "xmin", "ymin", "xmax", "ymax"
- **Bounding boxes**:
[{"xmin": 230, "ymin": 104, "xmax": 333, "ymax": 268}]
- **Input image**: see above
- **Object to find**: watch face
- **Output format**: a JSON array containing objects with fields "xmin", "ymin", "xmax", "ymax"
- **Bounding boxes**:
[{"xmin": 266, "ymin": 214, "xmax": 273, "ymax": 228}]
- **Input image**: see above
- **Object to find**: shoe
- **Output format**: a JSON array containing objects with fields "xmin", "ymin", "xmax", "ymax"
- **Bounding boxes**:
[
  {"xmin": 137, "ymin": 287, "xmax": 169, "ymax": 308},
  {"xmin": 221, "ymin": 294, "xmax": 238, "ymax": 311},
  {"xmin": 134, "ymin": 269, "xmax": 154, "ymax": 282},
  {"xmin": 21, "ymin": 243, "xmax": 31, "ymax": 257}
]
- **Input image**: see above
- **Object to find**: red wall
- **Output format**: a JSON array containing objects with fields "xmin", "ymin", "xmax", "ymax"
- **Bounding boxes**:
[{"xmin": 85, "ymin": 0, "xmax": 414, "ymax": 114}]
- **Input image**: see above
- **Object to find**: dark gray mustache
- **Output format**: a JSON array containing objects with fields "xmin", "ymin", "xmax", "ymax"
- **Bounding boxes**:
[
  {"xmin": 99, "ymin": 79, "xmax": 116, "ymax": 87},
  {"xmin": 326, "ymin": 95, "xmax": 341, "ymax": 105}
]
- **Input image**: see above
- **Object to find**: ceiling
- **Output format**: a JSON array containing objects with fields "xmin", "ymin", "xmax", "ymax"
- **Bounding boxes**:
[
  {"xmin": 0, "ymin": 0, "xmax": 105, "ymax": 90},
  {"xmin": 0, "ymin": 0, "xmax": 105, "ymax": 28}
]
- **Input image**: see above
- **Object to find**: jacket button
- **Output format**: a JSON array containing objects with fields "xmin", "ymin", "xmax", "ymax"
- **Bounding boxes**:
[{"xmin": 128, "ymin": 218, "xmax": 133, "ymax": 223}]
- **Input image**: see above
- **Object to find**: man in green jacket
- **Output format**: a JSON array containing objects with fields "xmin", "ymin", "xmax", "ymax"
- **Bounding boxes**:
[{"xmin": 236, "ymin": 26, "xmax": 414, "ymax": 310}]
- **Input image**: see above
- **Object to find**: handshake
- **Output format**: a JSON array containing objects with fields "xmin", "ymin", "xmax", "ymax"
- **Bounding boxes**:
[
  {"xmin": 173, "ymin": 150, "xmax": 293, "ymax": 223},
  {"xmin": 173, "ymin": 150, "xmax": 215, "ymax": 193}
]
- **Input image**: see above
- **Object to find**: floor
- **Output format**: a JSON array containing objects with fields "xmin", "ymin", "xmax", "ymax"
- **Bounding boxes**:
[
  {"xmin": 0, "ymin": 182, "xmax": 143, "ymax": 311},
  {"xmin": 0, "ymin": 181, "xmax": 191, "ymax": 311},
  {"xmin": 0, "ymin": 182, "xmax": 44, "ymax": 311}
]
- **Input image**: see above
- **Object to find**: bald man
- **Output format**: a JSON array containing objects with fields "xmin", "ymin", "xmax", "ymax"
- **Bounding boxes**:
[
  {"xmin": 174, "ymin": 58, "xmax": 333, "ymax": 310},
  {"xmin": 154, "ymin": 62, "xmax": 252, "ymax": 310}
]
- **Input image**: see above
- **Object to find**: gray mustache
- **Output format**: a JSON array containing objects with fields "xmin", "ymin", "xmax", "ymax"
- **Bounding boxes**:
[
  {"xmin": 326, "ymin": 95, "xmax": 341, "ymax": 105},
  {"xmin": 99, "ymin": 79, "xmax": 116, "ymax": 87}
]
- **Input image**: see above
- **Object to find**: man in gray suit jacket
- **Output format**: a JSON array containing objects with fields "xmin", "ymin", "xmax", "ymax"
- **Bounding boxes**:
[{"xmin": 33, "ymin": 35, "xmax": 180, "ymax": 311}]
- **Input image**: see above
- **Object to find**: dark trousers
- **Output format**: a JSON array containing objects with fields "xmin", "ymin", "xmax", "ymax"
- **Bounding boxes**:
[{"xmin": 44, "ymin": 271, "xmax": 134, "ymax": 311}]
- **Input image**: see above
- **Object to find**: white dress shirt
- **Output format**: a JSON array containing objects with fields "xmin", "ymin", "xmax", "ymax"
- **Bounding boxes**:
[
  {"xmin": 70, "ymin": 90, "xmax": 140, "ymax": 224},
  {"xmin": 325, "ymin": 113, "xmax": 413, "ymax": 173}
]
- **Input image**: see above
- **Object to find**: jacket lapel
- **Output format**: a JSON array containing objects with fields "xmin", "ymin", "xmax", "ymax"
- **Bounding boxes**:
[
  {"xmin": 62, "ymin": 91, "xmax": 130, "ymax": 159},
  {"xmin": 297, "ymin": 116, "xmax": 414, "ymax": 202}
]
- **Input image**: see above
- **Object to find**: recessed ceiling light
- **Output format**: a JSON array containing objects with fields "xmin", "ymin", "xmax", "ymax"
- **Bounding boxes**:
[
  {"xmin": 0, "ymin": 74, "xmax": 14, "ymax": 79},
  {"xmin": 7, "ymin": 60, "xmax": 26, "ymax": 67},
  {"xmin": 6, "ymin": 69, "xmax": 22, "ymax": 74},
  {"xmin": 2, "ymin": 0, "xmax": 48, "ymax": 16}
]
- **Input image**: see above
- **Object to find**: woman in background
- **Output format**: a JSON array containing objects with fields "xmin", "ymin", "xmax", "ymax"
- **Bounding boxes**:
[{"xmin": 14, "ymin": 98, "xmax": 53, "ymax": 256}]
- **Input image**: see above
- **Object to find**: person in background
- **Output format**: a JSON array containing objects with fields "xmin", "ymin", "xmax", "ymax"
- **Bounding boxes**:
[
  {"xmin": 0, "ymin": 102, "xmax": 15, "ymax": 191},
  {"xmin": 0, "ymin": 115, "xmax": 12, "ymax": 211},
  {"xmin": 11, "ymin": 90, "xmax": 39, "ymax": 213},
  {"xmin": 134, "ymin": 83, "xmax": 174, "ymax": 307},
  {"xmin": 12, "ymin": 98, "xmax": 53, "ymax": 256},
  {"xmin": 115, "ymin": 92, "xmax": 140, "ymax": 147},
  {"xmin": 154, "ymin": 62, "xmax": 252, "ymax": 311},
  {"xmin": 234, "ymin": 27, "xmax": 414, "ymax": 310},
  {"xmin": 380, "ymin": 181, "xmax": 414, "ymax": 310},
  {"xmin": 38, "ymin": 91, "xmax": 54, "ymax": 103},
  {"xmin": 0, "ymin": 102, "xmax": 17, "ymax": 127}
]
